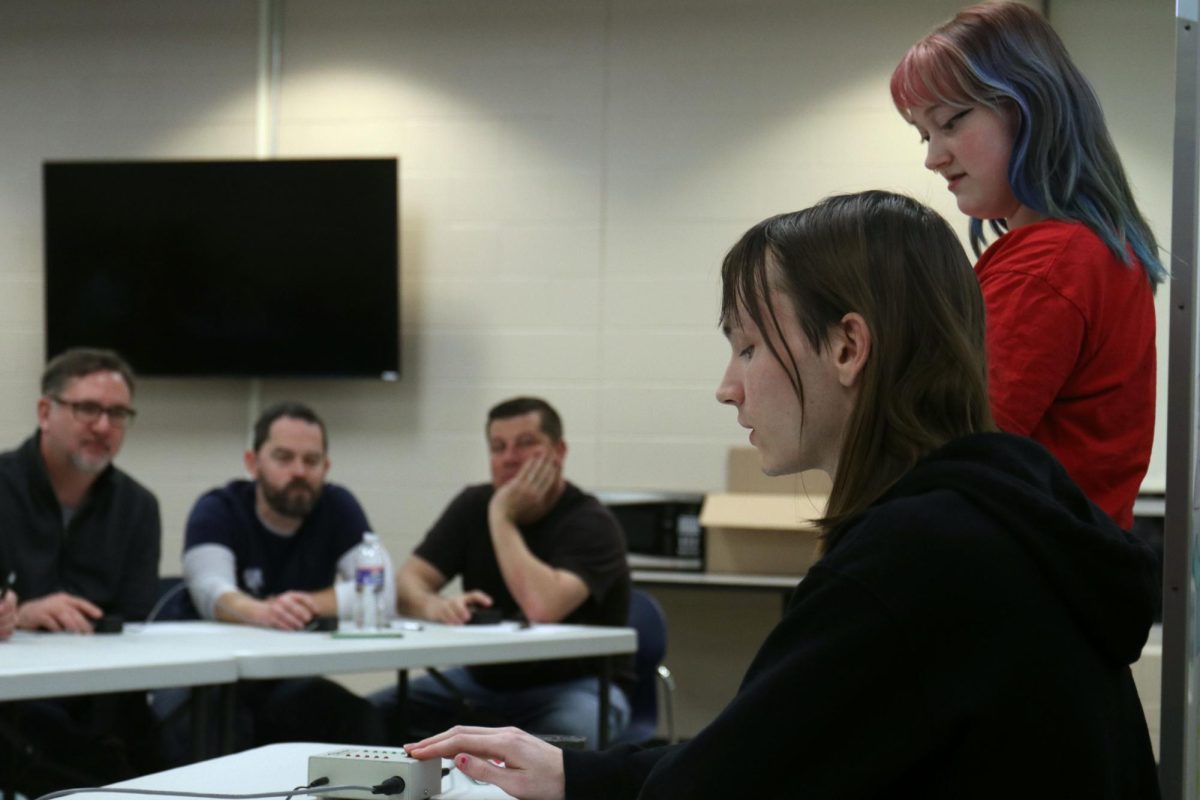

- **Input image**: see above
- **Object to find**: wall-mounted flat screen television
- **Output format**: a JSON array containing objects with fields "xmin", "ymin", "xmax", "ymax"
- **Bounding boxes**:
[{"xmin": 43, "ymin": 158, "xmax": 400, "ymax": 379}]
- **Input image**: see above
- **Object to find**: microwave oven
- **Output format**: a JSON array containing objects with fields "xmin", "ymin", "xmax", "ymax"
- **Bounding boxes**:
[{"xmin": 597, "ymin": 490, "xmax": 705, "ymax": 571}]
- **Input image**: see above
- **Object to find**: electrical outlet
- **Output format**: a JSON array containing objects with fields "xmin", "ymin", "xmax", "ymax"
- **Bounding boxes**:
[{"xmin": 307, "ymin": 748, "xmax": 441, "ymax": 800}]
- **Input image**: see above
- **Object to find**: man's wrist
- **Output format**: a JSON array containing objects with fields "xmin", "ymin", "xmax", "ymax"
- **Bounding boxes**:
[
  {"xmin": 488, "ymin": 503, "xmax": 520, "ymax": 534},
  {"xmin": 421, "ymin": 594, "xmax": 440, "ymax": 621},
  {"xmin": 219, "ymin": 591, "xmax": 257, "ymax": 625},
  {"xmin": 487, "ymin": 494, "xmax": 511, "ymax": 525}
]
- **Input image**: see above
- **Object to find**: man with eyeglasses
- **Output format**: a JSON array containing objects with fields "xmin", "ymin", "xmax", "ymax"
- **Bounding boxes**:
[
  {"xmin": 0, "ymin": 347, "xmax": 159, "ymax": 631},
  {"xmin": 0, "ymin": 347, "xmax": 162, "ymax": 794}
]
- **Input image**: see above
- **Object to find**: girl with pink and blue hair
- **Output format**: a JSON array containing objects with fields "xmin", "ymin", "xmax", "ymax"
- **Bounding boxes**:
[{"xmin": 891, "ymin": 2, "xmax": 1163, "ymax": 530}]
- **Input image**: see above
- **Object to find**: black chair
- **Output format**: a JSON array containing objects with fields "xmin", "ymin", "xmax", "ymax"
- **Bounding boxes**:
[
  {"xmin": 147, "ymin": 576, "xmax": 211, "ymax": 766},
  {"xmin": 0, "ymin": 580, "xmax": 183, "ymax": 797},
  {"xmin": 613, "ymin": 589, "xmax": 677, "ymax": 746},
  {"xmin": 149, "ymin": 575, "xmax": 198, "ymax": 622}
]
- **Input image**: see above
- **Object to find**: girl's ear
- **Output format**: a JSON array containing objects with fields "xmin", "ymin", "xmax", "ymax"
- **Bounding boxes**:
[{"xmin": 830, "ymin": 312, "xmax": 871, "ymax": 388}]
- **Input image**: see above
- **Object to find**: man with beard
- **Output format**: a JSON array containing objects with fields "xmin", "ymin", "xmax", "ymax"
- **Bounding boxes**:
[
  {"xmin": 181, "ymin": 401, "xmax": 388, "ymax": 747},
  {"xmin": 0, "ymin": 348, "xmax": 163, "ymax": 793}
]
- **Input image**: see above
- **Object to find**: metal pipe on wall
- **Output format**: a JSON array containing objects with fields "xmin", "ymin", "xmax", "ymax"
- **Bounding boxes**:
[
  {"xmin": 248, "ymin": 0, "xmax": 285, "ymax": 439},
  {"xmin": 256, "ymin": 0, "xmax": 284, "ymax": 160},
  {"xmin": 1161, "ymin": 4, "xmax": 1199, "ymax": 798}
]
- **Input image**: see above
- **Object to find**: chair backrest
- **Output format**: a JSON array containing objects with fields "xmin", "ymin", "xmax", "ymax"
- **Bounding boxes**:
[
  {"xmin": 622, "ymin": 588, "xmax": 668, "ymax": 738},
  {"xmin": 150, "ymin": 575, "xmax": 199, "ymax": 622}
]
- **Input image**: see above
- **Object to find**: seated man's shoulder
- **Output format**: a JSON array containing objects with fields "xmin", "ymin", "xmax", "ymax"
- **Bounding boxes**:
[
  {"xmin": 0, "ymin": 442, "xmax": 19, "ymax": 467},
  {"xmin": 313, "ymin": 481, "xmax": 372, "ymax": 520},
  {"xmin": 463, "ymin": 482, "xmax": 494, "ymax": 498},
  {"xmin": 0, "ymin": 446, "xmax": 25, "ymax": 488},
  {"xmin": 561, "ymin": 484, "xmax": 615, "ymax": 520},
  {"xmin": 0, "ymin": 434, "xmax": 40, "ymax": 485},
  {"xmin": 0, "ymin": 442, "xmax": 41, "ymax": 515},
  {"xmin": 319, "ymin": 481, "xmax": 363, "ymax": 505},
  {"xmin": 444, "ymin": 482, "xmax": 497, "ymax": 509},
  {"xmin": 554, "ymin": 484, "xmax": 624, "ymax": 541},
  {"xmin": 199, "ymin": 478, "xmax": 254, "ymax": 504},
  {"xmin": 184, "ymin": 481, "xmax": 262, "ymax": 552},
  {"xmin": 105, "ymin": 463, "xmax": 160, "ymax": 508},
  {"xmin": 187, "ymin": 480, "xmax": 256, "ymax": 522}
]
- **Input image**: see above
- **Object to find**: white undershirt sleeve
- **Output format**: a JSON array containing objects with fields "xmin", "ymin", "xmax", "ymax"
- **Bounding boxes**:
[{"xmin": 183, "ymin": 543, "xmax": 240, "ymax": 620}]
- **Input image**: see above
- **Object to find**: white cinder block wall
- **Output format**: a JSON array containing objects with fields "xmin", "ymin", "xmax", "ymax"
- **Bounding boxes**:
[{"xmin": 0, "ymin": 0, "xmax": 1173, "ymax": 741}]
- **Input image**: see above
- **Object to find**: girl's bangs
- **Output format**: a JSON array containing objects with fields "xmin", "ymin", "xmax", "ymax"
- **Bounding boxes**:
[
  {"xmin": 890, "ymin": 37, "xmax": 980, "ymax": 116},
  {"xmin": 720, "ymin": 230, "xmax": 768, "ymax": 331}
]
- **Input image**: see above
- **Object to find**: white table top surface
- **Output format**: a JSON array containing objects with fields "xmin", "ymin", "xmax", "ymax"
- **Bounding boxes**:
[
  {"xmin": 221, "ymin": 619, "xmax": 634, "ymax": 678},
  {"xmin": 0, "ymin": 619, "xmax": 637, "ymax": 701},
  {"xmin": 0, "ymin": 627, "xmax": 240, "ymax": 701},
  {"xmin": 92, "ymin": 742, "xmax": 514, "ymax": 800}
]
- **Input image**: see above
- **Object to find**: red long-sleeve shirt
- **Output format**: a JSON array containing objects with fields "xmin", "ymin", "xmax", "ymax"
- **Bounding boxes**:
[{"xmin": 975, "ymin": 220, "xmax": 1156, "ymax": 529}]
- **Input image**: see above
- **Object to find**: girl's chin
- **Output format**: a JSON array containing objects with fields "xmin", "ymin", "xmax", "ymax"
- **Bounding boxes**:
[
  {"xmin": 956, "ymin": 199, "xmax": 1021, "ymax": 224},
  {"xmin": 759, "ymin": 455, "xmax": 800, "ymax": 478}
]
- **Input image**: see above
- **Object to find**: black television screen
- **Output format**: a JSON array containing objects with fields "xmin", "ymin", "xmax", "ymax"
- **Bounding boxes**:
[{"xmin": 43, "ymin": 158, "xmax": 400, "ymax": 379}]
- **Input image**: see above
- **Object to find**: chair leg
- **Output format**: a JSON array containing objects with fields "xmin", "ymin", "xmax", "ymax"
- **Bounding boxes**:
[
  {"xmin": 425, "ymin": 668, "xmax": 465, "ymax": 704},
  {"xmin": 655, "ymin": 665, "xmax": 677, "ymax": 745}
]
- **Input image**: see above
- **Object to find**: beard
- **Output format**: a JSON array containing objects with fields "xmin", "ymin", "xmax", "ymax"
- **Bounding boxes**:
[
  {"xmin": 260, "ymin": 478, "xmax": 322, "ymax": 519},
  {"xmin": 67, "ymin": 450, "xmax": 112, "ymax": 474},
  {"xmin": 69, "ymin": 452, "xmax": 112, "ymax": 475}
]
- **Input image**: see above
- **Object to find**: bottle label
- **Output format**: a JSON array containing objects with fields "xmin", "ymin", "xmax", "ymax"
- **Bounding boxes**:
[{"xmin": 355, "ymin": 566, "xmax": 385, "ymax": 590}]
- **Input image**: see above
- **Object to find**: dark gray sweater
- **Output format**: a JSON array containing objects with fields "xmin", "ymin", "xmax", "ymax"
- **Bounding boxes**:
[{"xmin": 0, "ymin": 431, "xmax": 160, "ymax": 620}]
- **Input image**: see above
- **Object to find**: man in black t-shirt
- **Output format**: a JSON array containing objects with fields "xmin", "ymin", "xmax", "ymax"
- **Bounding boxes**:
[{"xmin": 376, "ymin": 397, "xmax": 632, "ymax": 748}]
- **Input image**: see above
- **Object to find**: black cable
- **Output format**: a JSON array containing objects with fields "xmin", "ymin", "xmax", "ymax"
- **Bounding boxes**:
[
  {"xmin": 370, "ymin": 777, "xmax": 405, "ymax": 796},
  {"xmin": 34, "ymin": 782, "xmax": 375, "ymax": 800},
  {"xmin": 284, "ymin": 776, "xmax": 329, "ymax": 800}
]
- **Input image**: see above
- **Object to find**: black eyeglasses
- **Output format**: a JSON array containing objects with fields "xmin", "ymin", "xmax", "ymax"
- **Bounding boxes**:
[{"xmin": 49, "ymin": 396, "xmax": 138, "ymax": 428}]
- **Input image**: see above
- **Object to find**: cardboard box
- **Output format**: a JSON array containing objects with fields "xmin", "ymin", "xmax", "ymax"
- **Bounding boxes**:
[
  {"xmin": 700, "ymin": 491, "xmax": 828, "ymax": 576},
  {"xmin": 727, "ymin": 447, "xmax": 832, "ymax": 496}
]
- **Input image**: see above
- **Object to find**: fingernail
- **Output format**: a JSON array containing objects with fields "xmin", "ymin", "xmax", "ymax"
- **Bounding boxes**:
[{"xmin": 456, "ymin": 755, "xmax": 469, "ymax": 769}]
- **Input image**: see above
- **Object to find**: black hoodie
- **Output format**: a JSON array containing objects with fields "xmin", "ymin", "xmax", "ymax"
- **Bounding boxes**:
[{"xmin": 566, "ymin": 433, "xmax": 1160, "ymax": 799}]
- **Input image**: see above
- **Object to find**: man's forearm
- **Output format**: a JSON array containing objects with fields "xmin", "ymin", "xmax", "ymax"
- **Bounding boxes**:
[
  {"xmin": 307, "ymin": 587, "xmax": 338, "ymax": 618},
  {"xmin": 395, "ymin": 579, "xmax": 437, "ymax": 618},
  {"xmin": 213, "ymin": 590, "xmax": 261, "ymax": 625},
  {"xmin": 488, "ymin": 509, "xmax": 585, "ymax": 623}
]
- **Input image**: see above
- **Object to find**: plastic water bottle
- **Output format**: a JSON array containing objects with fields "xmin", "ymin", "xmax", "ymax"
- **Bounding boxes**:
[{"xmin": 354, "ymin": 531, "xmax": 387, "ymax": 631}]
